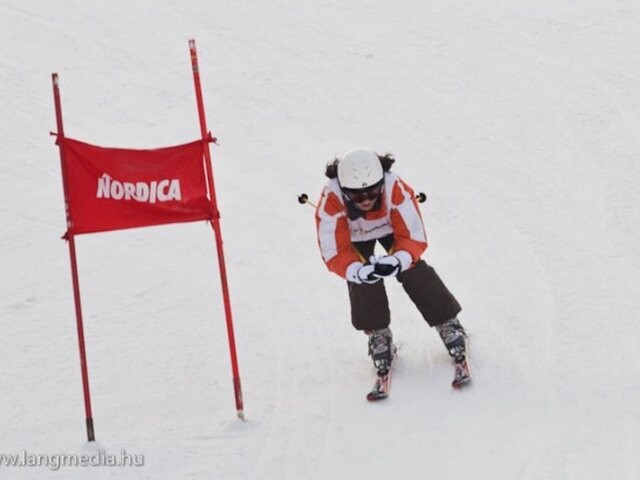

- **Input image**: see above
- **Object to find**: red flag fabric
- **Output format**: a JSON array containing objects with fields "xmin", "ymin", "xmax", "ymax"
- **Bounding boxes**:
[{"xmin": 60, "ymin": 137, "xmax": 212, "ymax": 235}]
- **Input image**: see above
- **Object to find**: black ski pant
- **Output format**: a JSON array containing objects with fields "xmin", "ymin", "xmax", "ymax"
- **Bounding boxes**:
[{"xmin": 347, "ymin": 259, "xmax": 462, "ymax": 331}]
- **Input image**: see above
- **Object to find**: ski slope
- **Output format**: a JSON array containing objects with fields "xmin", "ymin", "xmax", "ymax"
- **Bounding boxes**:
[{"xmin": 2, "ymin": 1, "xmax": 640, "ymax": 479}]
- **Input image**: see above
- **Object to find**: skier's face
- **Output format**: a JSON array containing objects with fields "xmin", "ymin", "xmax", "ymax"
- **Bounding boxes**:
[
  {"xmin": 353, "ymin": 197, "xmax": 377, "ymax": 211},
  {"xmin": 342, "ymin": 183, "xmax": 383, "ymax": 211}
]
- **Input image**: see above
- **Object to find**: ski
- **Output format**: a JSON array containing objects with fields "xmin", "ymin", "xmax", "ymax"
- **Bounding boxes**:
[
  {"xmin": 366, "ymin": 344, "xmax": 397, "ymax": 401},
  {"xmin": 450, "ymin": 329, "xmax": 472, "ymax": 389},
  {"xmin": 452, "ymin": 358, "xmax": 472, "ymax": 389},
  {"xmin": 367, "ymin": 369, "xmax": 392, "ymax": 401}
]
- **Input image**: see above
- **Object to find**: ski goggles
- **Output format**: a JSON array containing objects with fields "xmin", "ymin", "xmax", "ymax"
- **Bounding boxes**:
[{"xmin": 342, "ymin": 182, "xmax": 384, "ymax": 203}]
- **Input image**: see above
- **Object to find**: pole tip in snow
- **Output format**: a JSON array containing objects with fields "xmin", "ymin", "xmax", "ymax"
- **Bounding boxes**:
[
  {"xmin": 237, "ymin": 410, "xmax": 246, "ymax": 421},
  {"xmin": 86, "ymin": 418, "xmax": 96, "ymax": 442}
]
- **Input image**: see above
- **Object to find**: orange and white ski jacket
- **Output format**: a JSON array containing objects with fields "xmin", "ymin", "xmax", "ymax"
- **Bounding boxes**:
[{"xmin": 315, "ymin": 171, "xmax": 428, "ymax": 278}]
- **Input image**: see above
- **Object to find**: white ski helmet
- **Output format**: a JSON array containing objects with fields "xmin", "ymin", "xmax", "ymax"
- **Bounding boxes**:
[{"xmin": 337, "ymin": 148, "xmax": 383, "ymax": 190}]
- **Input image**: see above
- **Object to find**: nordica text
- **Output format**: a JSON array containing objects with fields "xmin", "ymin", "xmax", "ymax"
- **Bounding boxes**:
[{"xmin": 96, "ymin": 174, "xmax": 181, "ymax": 203}]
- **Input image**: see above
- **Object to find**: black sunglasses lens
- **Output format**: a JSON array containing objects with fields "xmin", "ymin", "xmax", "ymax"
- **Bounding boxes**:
[{"xmin": 345, "ymin": 185, "xmax": 381, "ymax": 202}]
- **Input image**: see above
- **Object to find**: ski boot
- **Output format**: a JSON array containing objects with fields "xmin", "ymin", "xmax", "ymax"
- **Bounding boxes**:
[
  {"xmin": 436, "ymin": 317, "xmax": 467, "ymax": 362},
  {"xmin": 437, "ymin": 317, "xmax": 471, "ymax": 388},
  {"xmin": 367, "ymin": 328, "xmax": 393, "ymax": 375}
]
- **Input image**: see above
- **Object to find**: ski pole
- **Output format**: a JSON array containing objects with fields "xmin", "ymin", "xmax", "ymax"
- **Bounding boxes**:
[
  {"xmin": 297, "ymin": 192, "xmax": 426, "ymax": 208},
  {"xmin": 415, "ymin": 192, "xmax": 427, "ymax": 203},
  {"xmin": 297, "ymin": 193, "xmax": 317, "ymax": 208}
]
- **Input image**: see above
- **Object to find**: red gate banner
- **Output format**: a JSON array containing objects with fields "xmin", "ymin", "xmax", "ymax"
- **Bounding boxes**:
[{"xmin": 60, "ymin": 136, "xmax": 213, "ymax": 235}]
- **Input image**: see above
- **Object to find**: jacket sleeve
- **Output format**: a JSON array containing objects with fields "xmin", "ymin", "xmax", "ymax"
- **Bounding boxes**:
[
  {"xmin": 315, "ymin": 186, "xmax": 362, "ymax": 278},
  {"xmin": 389, "ymin": 176, "xmax": 428, "ymax": 263}
]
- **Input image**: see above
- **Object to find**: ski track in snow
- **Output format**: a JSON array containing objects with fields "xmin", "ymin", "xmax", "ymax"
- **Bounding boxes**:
[{"xmin": 2, "ymin": 1, "xmax": 640, "ymax": 479}]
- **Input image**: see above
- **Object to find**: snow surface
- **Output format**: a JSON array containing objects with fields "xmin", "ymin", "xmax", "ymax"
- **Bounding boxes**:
[{"xmin": 2, "ymin": 1, "xmax": 640, "ymax": 479}]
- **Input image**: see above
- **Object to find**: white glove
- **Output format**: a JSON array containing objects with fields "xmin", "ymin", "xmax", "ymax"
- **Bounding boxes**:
[
  {"xmin": 370, "ymin": 251, "xmax": 412, "ymax": 278},
  {"xmin": 345, "ymin": 262, "xmax": 380, "ymax": 284}
]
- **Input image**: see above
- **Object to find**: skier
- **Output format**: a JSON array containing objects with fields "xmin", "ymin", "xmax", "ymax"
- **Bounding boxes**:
[{"xmin": 315, "ymin": 148, "xmax": 470, "ymax": 391}]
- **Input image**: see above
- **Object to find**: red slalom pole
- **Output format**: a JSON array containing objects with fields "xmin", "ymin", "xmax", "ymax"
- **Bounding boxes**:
[
  {"xmin": 189, "ymin": 40, "xmax": 245, "ymax": 420},
  {"xmin": 51, "ymin": 73, "xmax": 96, "ymax": 441}
]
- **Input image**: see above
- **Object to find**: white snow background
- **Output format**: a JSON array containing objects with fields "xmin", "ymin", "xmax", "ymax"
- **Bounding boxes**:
[{"xmin": 1, "ymin": 1, "xmax": 640, "ymax": 479}]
